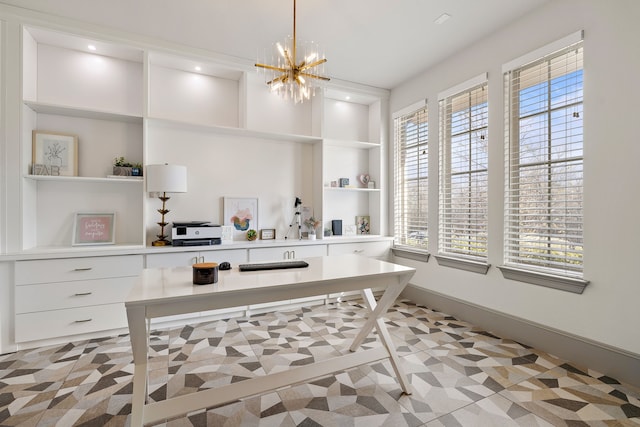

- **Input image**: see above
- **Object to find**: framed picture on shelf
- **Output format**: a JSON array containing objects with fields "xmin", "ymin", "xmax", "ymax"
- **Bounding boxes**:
[
  {"xmin": 32, "ymin": 131, "xmax": 78, "ymax": 177},
  {"xmin": 224, "ymin": 197, "xmax": 258, "ymax": 239},
  {"xmin": 221, "ymin": 225, "xmax": 234, "ymax": 244},
  {"xmin": 344, "ymin": 224, "xmax": 357, "ymax": 236},
  {"xmin": 260, "ymin": 229, "xmax": 276, "ymax": 240},
  {"xmin": 72, "ymin": 213, "xmax": 116, "ymax": 246},
  {"xmin": 356, "ymin": 215, "xmax": 371, "ymax": 235}
]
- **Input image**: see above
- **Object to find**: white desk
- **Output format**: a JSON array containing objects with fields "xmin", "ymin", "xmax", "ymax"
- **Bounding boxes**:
[{"xmin": 126, "ymin": 254, "xmax": 416, "ymax": 426}]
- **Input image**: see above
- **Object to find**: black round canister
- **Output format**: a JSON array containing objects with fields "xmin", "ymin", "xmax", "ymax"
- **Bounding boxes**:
[{"xmin": 192, "ymin": 262, "xmax": 218, "ymax": 285}]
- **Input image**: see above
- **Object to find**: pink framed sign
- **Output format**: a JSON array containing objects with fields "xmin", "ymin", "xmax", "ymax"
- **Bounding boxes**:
[{"xmin": 72, "ymin": 213, "xmax": 116, "ymax": 246}]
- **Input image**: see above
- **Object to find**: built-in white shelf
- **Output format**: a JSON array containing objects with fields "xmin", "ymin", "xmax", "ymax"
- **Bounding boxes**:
[
  {"xmin": 24, "ymin": 175, "xmax": 144, "ymax": 184},
  {"xmin": 24, "ymin": 101, "xmax": 143, "ymax": 124},
  {"xmin": 324, "ymin": 187, "xmax": 381, "ymax": 193},
  {"xmin": 322, "ymin": 138, "xmax": 380, "ymax": 149},
  {"xmin": 146, "ymin": 117, "xmax": 322, "ymax": 144}
]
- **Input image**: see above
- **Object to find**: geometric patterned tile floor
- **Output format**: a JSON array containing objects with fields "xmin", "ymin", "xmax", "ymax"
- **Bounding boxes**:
[{"xmin": 1, "ymin": 299, "xmax": 639, "ymax": 426}]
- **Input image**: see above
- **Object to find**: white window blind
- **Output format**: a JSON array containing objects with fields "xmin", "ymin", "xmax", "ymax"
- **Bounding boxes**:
[
  {"xmin": 504, "ymin": 37, "xmax": 584, "ymax": 277},
  {"xmin": 438, "ymin": 77, "xmax": 489, "ymax": 260},
  {"xmin": 393, "ymin": 102, "xmax": 428, "ymax": 250}
]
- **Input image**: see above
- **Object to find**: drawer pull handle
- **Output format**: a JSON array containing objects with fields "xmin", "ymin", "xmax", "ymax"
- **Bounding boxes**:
[
  {"xmin": 354, "ymin": 249, "xmax": 365, "ymax": 254},
  {"xmin": 74, "ymin": 292, "xmax": 93, "ymax": 296},
  {"xmin": 74, "ymin": 319, "xmax": 92, "ymax": 323},
  {"xmin": 73, "ymin": 267, "xmax": 93, "ymax": 271}
]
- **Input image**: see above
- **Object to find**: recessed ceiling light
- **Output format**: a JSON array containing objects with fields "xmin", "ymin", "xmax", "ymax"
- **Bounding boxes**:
[
  {"xmin": 195, "ymin": 66, "xmax": 202, "ymax": 71},
  {"xmin": 434, "ymin": 13, "xmax": 451, "ymax": 25},
  {"xmin": 87, "ymin": 44, "xmax": 97, "ymax": 51},
  {"xmin": 345, "ymin": 96, "xmax": 351, "ymax": 101}
]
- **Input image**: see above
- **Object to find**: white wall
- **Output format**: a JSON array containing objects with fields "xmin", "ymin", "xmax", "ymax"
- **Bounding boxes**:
[
  {"xmin": 389, "ymin": 0, "xmax": 640, "ymax": 355},
  {"xmin": 145, "ymin": 123, "xmax": 314, "ymax": 242}
]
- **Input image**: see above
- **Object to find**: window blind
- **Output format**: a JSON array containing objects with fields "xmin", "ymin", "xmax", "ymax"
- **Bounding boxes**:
[
  {"xmin": 393, "ymin": 101, "xmax": 428, "ymax": 250},
  {"xmin": 504, "ymin": 38, "xmax": 584, "ymax": 277},
  {"xmin": 438, "ymin": 77, "xmax": 489, "ymax": 260}
]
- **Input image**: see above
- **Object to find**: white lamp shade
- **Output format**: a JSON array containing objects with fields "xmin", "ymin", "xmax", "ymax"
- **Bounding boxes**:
[{"xmin": 146, "ymin": 164, "xmax": 187, "ymax": 193}]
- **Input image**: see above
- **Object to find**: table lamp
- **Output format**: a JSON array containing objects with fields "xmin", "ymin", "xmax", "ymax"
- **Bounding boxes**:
[{"xmin": 146, "ymin": 164, "xmax": 187, "ymax": 246}]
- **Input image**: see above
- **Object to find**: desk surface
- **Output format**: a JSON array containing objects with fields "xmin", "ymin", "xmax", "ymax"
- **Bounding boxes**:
[{"xmin": 126, "ymin": 255, "xmax": 415, "ymax": 308}]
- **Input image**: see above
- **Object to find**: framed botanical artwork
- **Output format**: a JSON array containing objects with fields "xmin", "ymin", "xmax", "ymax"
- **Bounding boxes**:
[
  {"xmin": 72, "ymin": 213, "xmax": 116, "ymax": 246},
  {"xmin": 356, "ymin": 215, "xmax": 371, "ymax": 235},
  {"xmin": 223, "ymin": 197, "xmax": 258, "ymax": 239},
  {"xmin": 32, "ymin": 131, "xmax": 78, "ymax": 177}
]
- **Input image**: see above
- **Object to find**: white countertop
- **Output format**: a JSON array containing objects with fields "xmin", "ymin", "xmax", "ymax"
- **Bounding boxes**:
[{"xmin": 0, "ymin": 235, "xmax": 393, "ymax": 261}]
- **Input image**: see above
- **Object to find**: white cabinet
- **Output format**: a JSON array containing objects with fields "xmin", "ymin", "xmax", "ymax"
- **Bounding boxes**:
[
  {"xmin": 328, "ymin": 240, "xmax": 391, "ymax": 260},
  {"xmin": 248, "ymin": 244, "xmax": 326, "ymax": 262},
  {"xmin": 146, "ymin": 248, "xmax": 248, "ymax": 268},
  {"xmin": 14, "ymin": 255, "xmax": 143, "ymax": 342}
]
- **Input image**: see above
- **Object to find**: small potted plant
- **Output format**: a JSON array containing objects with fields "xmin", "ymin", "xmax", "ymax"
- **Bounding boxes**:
[
  {"xmin": 304, "ymin": 217, "xmax": 321, "ymax": 240},
  {"xmin": 113, "ymin": 157, "xmax": 133, "ymax": 176},
  {"xmin": 246, "ymin": 229, "xmax": 257, "ymax": 241}
]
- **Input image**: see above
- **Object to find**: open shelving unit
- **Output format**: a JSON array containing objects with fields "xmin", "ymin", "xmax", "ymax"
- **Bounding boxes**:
[{"xmin": 13, "ymin": 23, "xmax": 389, "ymax": 253}]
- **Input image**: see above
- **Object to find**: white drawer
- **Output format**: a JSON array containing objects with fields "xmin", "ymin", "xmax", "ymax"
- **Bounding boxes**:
[
  {"xmin": 146, "ymin": 249, "xmax": 247, "ymax": 268},
  {"xmin": 249, "ymin": 245, "xmax": 326, "ymax": 262},
  {"xmin": 15, "ymin": 277, "xmax": 134, "ymax": 314},
  {"xmin": 15, "ymin": 255, "xmax": 143, "ymax": 285},
  {"xmin": 327, "ymin": 241, "xmax": 391, "ymax": 259},
  {"xmin": 15, "ymin": 303, "xmax": 127, "ymax": 342}
]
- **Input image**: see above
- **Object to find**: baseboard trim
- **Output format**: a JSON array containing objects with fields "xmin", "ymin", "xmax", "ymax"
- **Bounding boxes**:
[{"xmin": 401, "ymin": 284, "xmax": 640, "ymax": 388}]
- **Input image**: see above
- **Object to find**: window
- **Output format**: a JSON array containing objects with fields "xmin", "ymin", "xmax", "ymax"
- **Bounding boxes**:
[
  {"xmin": 503, "ymin": 32, "xmax": 584, "ymax": 283},
  {"xmin": 393, "ymin": 101, "xmax": 428, "ymax": 252},
  {"xmin": 438, "ymin": 74, "xmax": 489, "ymax": 264}
]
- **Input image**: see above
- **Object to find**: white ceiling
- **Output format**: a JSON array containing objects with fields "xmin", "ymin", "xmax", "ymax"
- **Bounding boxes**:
[{"xmin": 2, "ymin": 0, "xmax": 549, "ymax": 89}]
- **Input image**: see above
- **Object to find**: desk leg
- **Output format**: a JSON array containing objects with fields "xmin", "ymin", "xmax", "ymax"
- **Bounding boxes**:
[
  {"xmin": 359, "ymin": 288, "xmax": 412, "ymax": 395},
  {"xmin": 127, "ymin": 305, "xmax": 148, "ymax": 427},
  {"xmin": 349, "ymin": 280, "xmax": 404, "ymax": 352}
]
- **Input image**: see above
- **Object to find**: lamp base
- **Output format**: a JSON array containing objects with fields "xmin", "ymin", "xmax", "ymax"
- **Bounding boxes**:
[{"xmin": 152, "ymin": 238, "xmax": 171, "ymax": 246}]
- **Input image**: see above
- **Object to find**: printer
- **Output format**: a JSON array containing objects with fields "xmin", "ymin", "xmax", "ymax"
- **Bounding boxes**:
[{"xmin": 171, "ymin": 221, "xmax": 222, "ymax": 246}]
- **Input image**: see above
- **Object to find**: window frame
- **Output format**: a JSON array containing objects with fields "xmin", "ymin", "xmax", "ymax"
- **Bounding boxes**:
[
  {"xmin": 392, "ymin": 100, "xmax": 430, "ymax": 259},
  {"xmin": 436, "ymin": 73, "xmax": 490, "ymax": 273},
  {"xmin": 501, "ymin": 31, "xmax": 588, "ymax": 293}
]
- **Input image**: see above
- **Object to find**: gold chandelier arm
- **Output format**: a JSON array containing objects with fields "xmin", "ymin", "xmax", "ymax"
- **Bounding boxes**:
[
  {"xmin": 299, "ymin": 71, "xmax": 331, "ymax": 81},
  {"xmin": 299, "ymin": 58, "xmax": 327, "ymax": 72},
  {"xmin": 283, "ymin": 49, "xmax": 296, "ymax": 69},
  {"xmin": 267, "ymin": 74, "xmax": 288, "ymax": 86},
  {"xmin": 255, "ymin": 63, "xmax": 288, "ymax": 73}
]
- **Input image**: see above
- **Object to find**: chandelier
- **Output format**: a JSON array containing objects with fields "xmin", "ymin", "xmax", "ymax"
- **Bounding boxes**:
[{"xmin": 255, "ymin": 0, "xmax": 329, "ymax": 103}]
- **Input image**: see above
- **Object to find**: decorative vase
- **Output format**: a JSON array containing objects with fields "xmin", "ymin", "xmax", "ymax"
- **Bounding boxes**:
[
  {"xmin": 308, "ymin": 231, "xmax": 316, "ymax": 240},
  {"xmin": 113, "ymin": 166, "xmax": 133, "ymax": 176}
]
